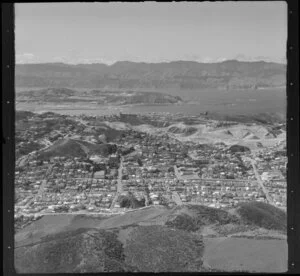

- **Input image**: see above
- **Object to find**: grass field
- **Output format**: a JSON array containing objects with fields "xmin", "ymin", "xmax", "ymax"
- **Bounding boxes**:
[{"xmin": 203, "ymin": 237, "xmax": 287, "ymax": 272}]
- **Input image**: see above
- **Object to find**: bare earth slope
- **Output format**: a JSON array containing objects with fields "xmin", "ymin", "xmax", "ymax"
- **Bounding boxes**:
[{"xmin": 133, "ymin": 120, "xmax": 286, "ymax": 150}]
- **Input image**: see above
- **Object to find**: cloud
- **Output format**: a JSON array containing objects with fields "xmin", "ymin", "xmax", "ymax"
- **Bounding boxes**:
[
  {"xmin": 52, "ymin": 56, "xmax": 70, "ymax": 63},
  {"xmin": 196, "ymin": 56, "xmax": 228, "ymax": 63},
  {"xmin": 15, "ymin": 53, "xmax": 285, "ymax": 65},
  {"xmin": 78, "ymin": 58, "xmax": 117, "ymax": 65},
  {"xmin": 16, "ymin": 53, "xmax": 38, "ymax": 63},
  {"xmin": 233, "ymin": 54, "xmax": 285, "ymax": 63},
  {"xmin": 214, "ymin": 57, "xmax": 228, "ymax": 63}
]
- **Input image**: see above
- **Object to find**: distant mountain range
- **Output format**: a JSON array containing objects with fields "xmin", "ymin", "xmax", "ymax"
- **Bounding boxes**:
[{"xmin": 15, "ymin": 60, "xmax": 286, "ymax": 90}]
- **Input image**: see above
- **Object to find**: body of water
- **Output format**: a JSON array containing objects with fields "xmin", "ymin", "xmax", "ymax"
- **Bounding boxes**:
[{"xmin": 16, "ymin": 87, "xmax": 286, "ymax": 116}]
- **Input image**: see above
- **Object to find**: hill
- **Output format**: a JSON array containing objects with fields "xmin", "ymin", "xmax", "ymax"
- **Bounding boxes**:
[
  {"xmin": 15, "ymin": 228, "xmax": 136, "ymax": 273},
  {"xmin": 205, "ymin": 112, "xmax": 286, "ymax": 124},
  {"xmin": 15, "ymin": 110, "xmax": 35, "ymax": 121},
  {"xmin": 16, "ymin": 60, "xmax": 285, "ymax": 90},
  {"xmin": 134, "ymin": 118, "xmax": 286, "ymax": 150},
  {"xmin": 168, "ymin": 125, "xmax": 198, "ymax": 136},
  {"xmin": 124, "ymin": 225, "xmax": 205, "ymax": 272},
  {"xmin": 236, "ymin": 202, "xmax": 287, "ymax": 232},
  {"xmin": 37, "ymin": 138, "xmax": 117, "ymax": 160},
  {"xmin": 165, "ymin": 205, "xmax": 240, "ymax": 232},
  {"xmin": 15, "ymin": 202, "xmax": 287, "ymax": 273}
]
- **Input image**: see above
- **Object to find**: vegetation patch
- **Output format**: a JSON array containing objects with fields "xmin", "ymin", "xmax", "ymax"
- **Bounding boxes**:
[
  {"xmin": 229, "ymin": 144, "xmax": 251, "ymax": 153},
  {"xmin": 166, "ymin": 205, "xmax": 240, "ymax": 232},
  {"xmin": 236, "ymin": 202, "xmax": 287, "ymax": 232},
  {"xmin": 124, "ymin": 225, "xmax": 205, "ymax": 272},
  {"xmin": 186, "ymin": 205, "xmax": 240, "ymax": 225},
  {"xmin": 117, "ymin": 193, "xmax": 145, "ymax": 209},
  {"xmin": 166, "ymin": 213, "xmax": 199, "ymax": 231},
  {"xmin": 15, "ymin": 228, "xmax": 134, "ymax": 273},
  {"xmin": 214, "ymin": 223, "xmax": 258, "ymax": 236},
  {"xmin": 37, "ymin": 138, "xmax": 117, "ymax": 160}
]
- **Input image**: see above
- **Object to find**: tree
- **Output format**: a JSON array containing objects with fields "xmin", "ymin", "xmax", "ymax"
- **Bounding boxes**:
[
  {"xmin": 118, "ymin": 194, "xmax": 145, "ymax": 209},
  {"xmin": 137, "ymin": 158, "xmax": 143, "ymax": 167}
]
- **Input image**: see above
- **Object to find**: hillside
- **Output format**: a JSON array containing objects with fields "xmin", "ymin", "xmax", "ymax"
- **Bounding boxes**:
[
  {"xmin": 15, "ymin": 228, "xmax": 136, "ymax": 273},
  {"xmin": 15, "ymin": 110, "xmax": 36, "ymax": 121},
  {"xmin": 15, "ymin": 203, "xmax": 287, "ymax": 273},
  {"xmin": 236, "ymin": 201, "xmax": 287, "ymax": 232},
  {"xmin": 123, "ymin": 225, "xmax": 205, "ymax": 272},
  {"xmin": 204, "ymin": 112, "xmax": 286, "ymax": 125},
  {"xmin": 16, "ymin": 60, "xmax": 286, "ymax": 90},
  {"xmin": 37, "ymin": 138, "xmax": 117, "ymax": 160},
  {"xmin": 132, "ymin": 119, "xmax": 286, "ymax": 150}
]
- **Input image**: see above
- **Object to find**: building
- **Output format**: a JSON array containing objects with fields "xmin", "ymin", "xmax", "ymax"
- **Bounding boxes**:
[{"xmin": 94, "ymin": 170, "xmax": 105, "ymax": 179}]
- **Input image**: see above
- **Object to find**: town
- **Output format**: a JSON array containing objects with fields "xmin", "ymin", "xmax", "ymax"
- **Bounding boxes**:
[{"xmin": 15, "ymin": 111, "xmax": 287, "ymax": 228}]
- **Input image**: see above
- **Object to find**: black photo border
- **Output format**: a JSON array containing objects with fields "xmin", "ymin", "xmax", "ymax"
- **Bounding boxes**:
[{"xmin": 2, "ymin": 0, "xmax": 299, "ymax": 275}]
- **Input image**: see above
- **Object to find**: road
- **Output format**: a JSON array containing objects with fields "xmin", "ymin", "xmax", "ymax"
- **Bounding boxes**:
[
  {"xmin": 117, "ymin": 157, "xmax": 124, "ymax": 193},
  {"xmin": 74, "ymin": 118, "xmax": 89, "ymax": 127},
  {"xmin": 17, "ymin": 138, "xmax": 55, "ymax": 168},
  {"xmin": 38, "ymin": 164, "xmax": 54, "ymax": 198},
  {"xmin": 18, "ymin": 210, "xmax": 125, "ymax": 217},
  {"xmin": 171, "ymin": 192, "xmax": 183, "ymax": 205},
  {"xmin": 24, "ymin": 164, "xmax": 54, "ymax": 208},
  {"xmin": 17, "ymin": 155, "xmax": 29, "ymax": 167},
  {"xmin": 40, "ymin": 138, "xmax": 52, "ymax": 147},
  {"xmin": 172, "ymin": 165, "xmax": 183, "ymax": 205},
  {"xmin": 110, "ymin": 157, "xmax": 124, "ymax": 209},
  {"xmin": 76, "ymin": 140, "xmax": 91, "ymax": 155},
  {"xmin": 123, "ymin": 176, "xmax": 256, "ymax": 184},
  {"xmin": 173, "ymin": 165, "xmax": 182, "ymax": 180},
  {"xmin": 18, "ymin": 204, "xmax": 165, "ymax": 218},
  {"xmin": 247, "ymin": 157, "xmax": 273, "ymax": 205}
]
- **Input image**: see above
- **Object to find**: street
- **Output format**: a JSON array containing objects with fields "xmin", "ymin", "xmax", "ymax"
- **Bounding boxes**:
[{"xmin": 246, "ymin": 157, "xmax": 274, "ymax": 205}]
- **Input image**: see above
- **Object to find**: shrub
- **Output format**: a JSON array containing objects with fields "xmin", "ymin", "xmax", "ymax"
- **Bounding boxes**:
[
  {"xmin": 186, "ymin": 205, "xmax": 240, "ymax": 225},
  {"xmin": 229, "ymin": 145, "xmax": 250, "ymax": 153},
  {"xmin": 166, "ymin": 214, "xmax": 198, "ymax": 231}
]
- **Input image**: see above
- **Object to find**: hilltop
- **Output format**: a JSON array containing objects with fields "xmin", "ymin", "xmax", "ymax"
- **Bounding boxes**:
[{"xmin": 16, "ymin": 60, "xmax": 285, "ymax": 90}]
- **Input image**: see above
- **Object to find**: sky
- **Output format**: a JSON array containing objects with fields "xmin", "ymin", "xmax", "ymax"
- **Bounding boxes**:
[{"xmin": 15, "ymin": 2, "xmax": 287, "ymax": 65}]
